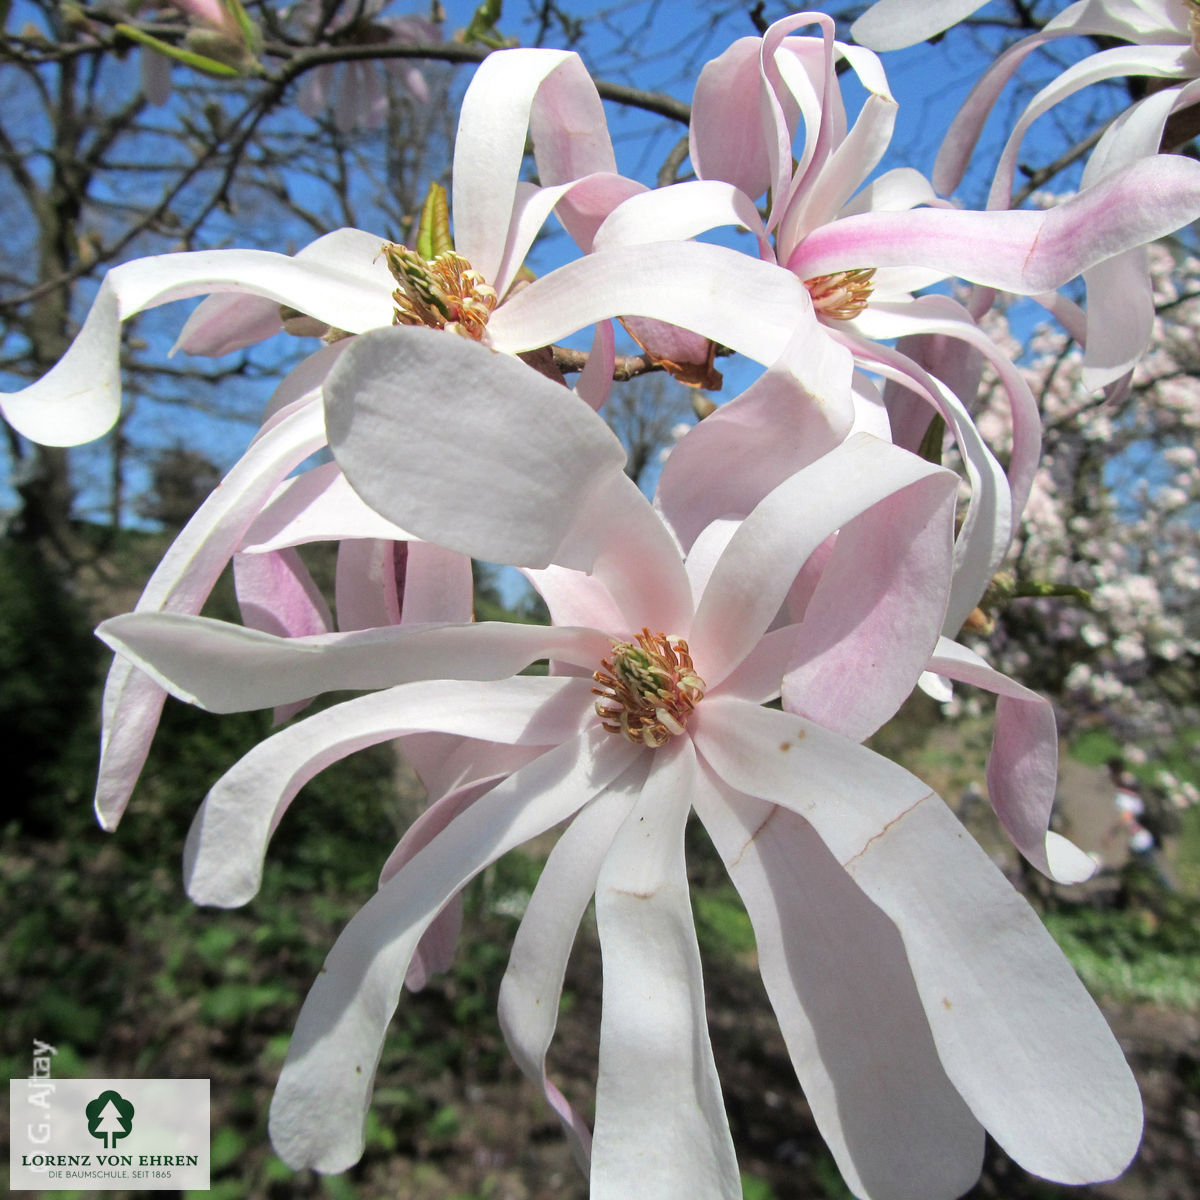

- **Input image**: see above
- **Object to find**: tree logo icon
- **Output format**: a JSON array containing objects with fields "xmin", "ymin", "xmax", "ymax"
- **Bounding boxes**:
[{"xmin": 85, "ymin": 1090, "xmax": 135, "ymax": 1149}]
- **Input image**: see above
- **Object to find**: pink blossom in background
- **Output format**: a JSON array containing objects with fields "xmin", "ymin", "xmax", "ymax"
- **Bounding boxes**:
[{"xmin": 288, "ymin": 1, "xmax": 441, "ymax": 131}]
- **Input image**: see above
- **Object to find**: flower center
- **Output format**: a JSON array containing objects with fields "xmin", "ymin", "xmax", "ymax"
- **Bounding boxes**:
[
  {"xmin": 1188, "ymin": 0, "xmax": 1200, "ymax": 54},
  {"xmin": 592, "ymin": 629, "xmax": 706, "ymax": 748},
  {"xmin": 383, "ymin": 244, "xmax": 498, "ymax": 341},
  {"xmin": 804, "ymin": 268, "xmax": 876, "ymax": 321}
]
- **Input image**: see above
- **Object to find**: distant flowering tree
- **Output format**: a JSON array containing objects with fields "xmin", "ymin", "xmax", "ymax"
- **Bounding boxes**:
[{"xmin": 962, "ymin": 243, "xmax": 1200, "ymax": 804}]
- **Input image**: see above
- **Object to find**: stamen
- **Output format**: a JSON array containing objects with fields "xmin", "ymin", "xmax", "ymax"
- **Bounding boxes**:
[
  {"xmin": 592, "ymin": 629, "xmax": 706, "ymax": 748},
  {"xmin": 804, "ymin": 268, "xmax": 876, "ymax": 321},
  {"xmin": 1189, "ymin": 0, "xmax": 1200, "ymax": 54},
  {"xmin": 383, "ymin": 244, "xmax": 498, "ymax": 341}
]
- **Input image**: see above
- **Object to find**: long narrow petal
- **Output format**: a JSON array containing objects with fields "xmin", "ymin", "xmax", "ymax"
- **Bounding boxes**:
[
  {"xmin": 269, "ymin": 727, "xmax": 637, "ymax": 1172},
  {"xmin": 851, "ymin": 0, "xmax": 990, "ymax": 52},
  {"xmin": 454, "ymin": 49, "xmax": 613, "ymax": 286},
  {"xmin": 486, "ymin": 241, "xmax": 813, "ymax": 366},
  {"xmin": 927, "ymin": 639, "xmax": 1095, "ymax": 883},
  {"xmin": 498, "ymin": 782, "xmax": 642, "ymax": 1172},
  {"xmin": 689, "ymin": 434, "xmax": 957, "ymax": 689},
  {"xmin": 334, "ymin": 538, "xmax": 402, "ymax": 631},
  {"xmin": 695, "ymin": 698, "xmax": 1143, "ymax": 1184},
  {"xmin": 788, "ymin": 155, "xmax": 1200, "ymax": 294},
  {"xmin": 97, "ymin": 613, "xmax": 611, "ymax": 712},
  {"xmin": 592, "ymin": 180, "xmax": 769, "ymax": 255},
  {"xmin": 185, "ymin": 676, "xmax": 598, "ymax": 907},
  {"xmin": 93, "ymin": 396, "xmax": 327, "ymax": 828},
  {"xmin": 239, "ymin": 462, "xmax": 416, "ymax": 553},
  {"xmin": 173, "ymin": 227, "xmax": 393, "ymax": 356},
  {"xmin": 655, "ymin": 320, "xmax": 855, "ymax": 551},
  {"xmin": 234, "ymin": 547, "xmax": 332, "ymax": 724},
  {"xmin": 832, "ymin": 336, "xmax": 1010, "ymax": 638},
  {"xmin": 694, "ymin": 771, "xmax": 984, "ymax": 1200},
  {"xmin": 591, "ymin": 738, "xmax": 741, "ymax": 1200},
  {"xmin": 689, "ymin": 36, "xmax": 776, "ymax": 199},
  {"xmin": 781, "ymin": 472, "xmax": 956, "ymax": 741},
  {"xmin": 2, "ymin": 248, "xmax": 391, "ymax": 445}
]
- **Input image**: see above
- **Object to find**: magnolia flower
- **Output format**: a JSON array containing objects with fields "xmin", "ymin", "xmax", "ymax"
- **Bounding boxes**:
[
  {"xmin": 100, "ymin": 327, "xmax": 1142, "ymax": 1200},
  {"xmin": 591, "ymin": 12, "xmax": 1200, "ymax": 630}
]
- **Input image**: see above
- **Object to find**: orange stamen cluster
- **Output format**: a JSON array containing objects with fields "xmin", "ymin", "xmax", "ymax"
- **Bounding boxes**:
[
  {"xmin": 383, "ymin": 244, "xmax": 498, "ymax": 340},
  {"xmin": 593, "ymin": 629, "xmax": 706, "ymax": 748},
  {"xmin": 804, "ymin": 268, "xmax": 876, "ymax": 321}
]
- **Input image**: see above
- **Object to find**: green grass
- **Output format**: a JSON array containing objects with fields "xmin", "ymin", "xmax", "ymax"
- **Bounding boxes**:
[{"xmin": 1044, "ymin": 895, "xmax": 1200, "ymax": 1010}]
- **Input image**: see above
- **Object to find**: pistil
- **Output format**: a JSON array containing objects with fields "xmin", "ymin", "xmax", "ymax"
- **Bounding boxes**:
[
  {"xmin": 383, "ymin": 244, "xmax": 498, "ymax": 340},
  {"xmin": 593, "ymin": 629, "xmax": 706, "ymax": 748}
]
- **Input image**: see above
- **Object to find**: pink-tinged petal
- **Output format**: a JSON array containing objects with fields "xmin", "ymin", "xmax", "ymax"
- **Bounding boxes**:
[
  {"xmin": 592, "ymin": 181, "xmax": 769, "ymax": 255},
  {"xmin": 851, "ymin": 0, "xmax": 990, "ymax": 51},
  {"xmin": 93, "ymin": 397, "xmax": 327, "ymax": 829},
  {"xmin": 689, "ymin": 434, "xmax": 957, "ymax": 689},
  {"xmin": 336, "ymin": 539, "xmax": 403, "ymax": 631},
  {"xmin": 777, "ymin": 88, "xmax": 897, "ymax": 255},
  {"xmin": 486, "ymin": 241, "xmax": 813, "ymax": 366},
  {"xmin": 186, "ymin": 676, "xmax": 599, "ymax": 908},
  {"xmin": 591, "ymin": 738, "xmax": 741, "ymax": 1200},
  {"xmin": 690, "ymin": 36, "xmax": 775, "ymax": 198},
  {"xmin": 695, "ymin": 698, "xmax": 1143, "ymax": 1184},
  {"xmin": 523, "ymin": 565, "xmax": 625, "ymax": 634},
  {"xmin": 454, "ymin": 49, "xmax": 613, "ymax": 286},
  {"xmin": 378, "ymin": 756, "xmax": 547, "ymax": 992},
  {"xmin": 764, "ymin": 18, "xmax": 839, "ymax": 212},
  {"xmin": 235, "ymin": 548, "xmax": 332, "ymax": 641},
  {"xmin": 97, "ymin": 613, "xmax": 612, "ymax": 713},
  {"xmin": 789, "ymin": 155, "xmax": 1200, "ymax": 294},
  {"xmin": 234, "ymin": 547, "xmax": 332, "ymax": 724},
  {"xmin": 655, "ymin": 320, "xmax": 854, "ymax": 551},
  {"xmin": 881, "ymin": 333, "xmax": 982, "ymax": 454},
  {"xmin": 404, "ymin": 898, "xmax": 462, "ymax": 993},
  {"xmin": 573, "ymin": 319, "xmax": 616, "ymax": 412},
  {"xmin": 261, "ymin": 339, "xmax": 352, "ymax": 426},
  {"xmin": 239, "ymin": 462, "xmax": 415, "ymax": 553},
  {"xmin": 841, "ymin": 167, "xmax": 948, "ymax": 217},
  {"xmin": 398, "ymin": 541, "xmax": 474, "ymax": 624},
  {"xmin": 1080, "ymin": 248, "xmax": 1154, "ymax": 389},
  {"xmin": 324, "ymin": 325, "xmax": 627, "ymax": 571},
  {"xmin": 2, "ymin": 247, "xmax": 392, "ymax": 446},
  {"xmin": 173, "ymin": 228, "xmax": 393, "ymax": 356},
  {"xmin": 781, "ymin": 470, "xmax": 956, "ymax": 741},
  {"xmin": 932, "ymin": 31, "xmax": 1064, "ymax": 197},
  {"xmin": 541, "ymin": 173, "xmax": 647, "ymax": 256},
  {"xmin": 1075, "ymin": 82, "xmax": 1200, "ymax": 387},
  {"xmin": 712, "ymin": 626, "xmax": 796, "ymax": 705},
  {"xmin": 693, "ymin": 775, "xmax": 984, "ymax": 1200},
  {"xmin": 988, "ymin": 45, "xmax": 1194, "ymax": 211},
  {"xmin": 927, "ymin": 639, "xmax": 1095, "ymax": 884},
  {"xmin": 269, "ymin": 727, "xmax": 636, "ymax": 1172},
  {"xmin": 499, "ymin": 784, "xmax": 642, "ymax": 1173},
  {"xmin": 834, "ymin": 306, "xmax": 1031, "ymax": 633}
]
